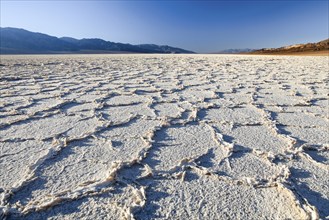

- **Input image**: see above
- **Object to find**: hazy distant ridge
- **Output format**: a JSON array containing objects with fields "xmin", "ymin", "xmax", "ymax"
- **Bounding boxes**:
[
  {"xmin": 0, "ymin": 27, "xmax": 195, "ymax": 54},
  {"xmin": 217, "ymin": 48, "xmax": 255, "ymax": 54}
]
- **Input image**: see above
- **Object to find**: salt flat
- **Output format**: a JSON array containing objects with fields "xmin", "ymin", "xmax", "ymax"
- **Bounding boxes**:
[{"xmin": 0, "ymin": 54, "xmax": 328, "ymax": 219}]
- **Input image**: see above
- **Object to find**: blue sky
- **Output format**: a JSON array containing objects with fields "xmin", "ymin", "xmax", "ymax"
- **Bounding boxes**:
[{"xmin": 1, "ymin": 0, "xmax": 328, "ymax": 53}]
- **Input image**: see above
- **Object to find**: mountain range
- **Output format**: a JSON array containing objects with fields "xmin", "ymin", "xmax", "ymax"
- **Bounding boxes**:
[
  {"xmin": 0, "ymin": 27, "xmax": 195, "ymax": 54},
  {"xmin": 1, "ymin": 27, "xmax": 327, "ymax": 55},
  {"xmin": 250, "ymin": 39, "xmax": 329, "ymax": 54}
]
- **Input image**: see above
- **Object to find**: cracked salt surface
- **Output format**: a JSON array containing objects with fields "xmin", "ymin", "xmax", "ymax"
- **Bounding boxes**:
[{"xmin": 0, "ymin": 54, "xmax": 328, "ymax": 219}]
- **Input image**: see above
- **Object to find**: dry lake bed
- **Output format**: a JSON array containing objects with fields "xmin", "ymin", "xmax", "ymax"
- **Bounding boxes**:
[{"xmin": 0, "ymin": 54, "xmax": 328, "ymax": 219}]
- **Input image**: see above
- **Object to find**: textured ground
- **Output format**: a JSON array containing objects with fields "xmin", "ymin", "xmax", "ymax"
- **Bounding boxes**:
[{"xmin": 0, "ymin": 54, "xmax": 328, "ymax": 219}]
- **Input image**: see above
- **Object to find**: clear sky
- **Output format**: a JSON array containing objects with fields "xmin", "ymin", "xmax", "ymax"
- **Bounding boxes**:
[{"xmin": 1, "ymin": 0, "xmax": 328, "ymax": 53}]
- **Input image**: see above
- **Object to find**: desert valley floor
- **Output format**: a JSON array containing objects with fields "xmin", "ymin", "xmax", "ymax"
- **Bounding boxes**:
[{"xmin": 0, "ymin": 54, "xmax": 328, "ymax": 219}]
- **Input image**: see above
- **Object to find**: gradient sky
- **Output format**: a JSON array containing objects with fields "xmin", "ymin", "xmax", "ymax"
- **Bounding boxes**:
[{"xmin": 1, "ymin": 0, "xmax": 328, "ymax": 53}]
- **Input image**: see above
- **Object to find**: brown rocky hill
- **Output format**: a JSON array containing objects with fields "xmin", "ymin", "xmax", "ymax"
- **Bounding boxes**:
[{"xmin": 251, "ymin": 39, "xmax": 329, "ymax": 54}]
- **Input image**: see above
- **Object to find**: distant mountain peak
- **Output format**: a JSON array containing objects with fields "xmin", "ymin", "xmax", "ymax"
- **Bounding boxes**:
[{"xmin": 0, "ymin": 27, "xmax": 195, "ymax": 54}]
